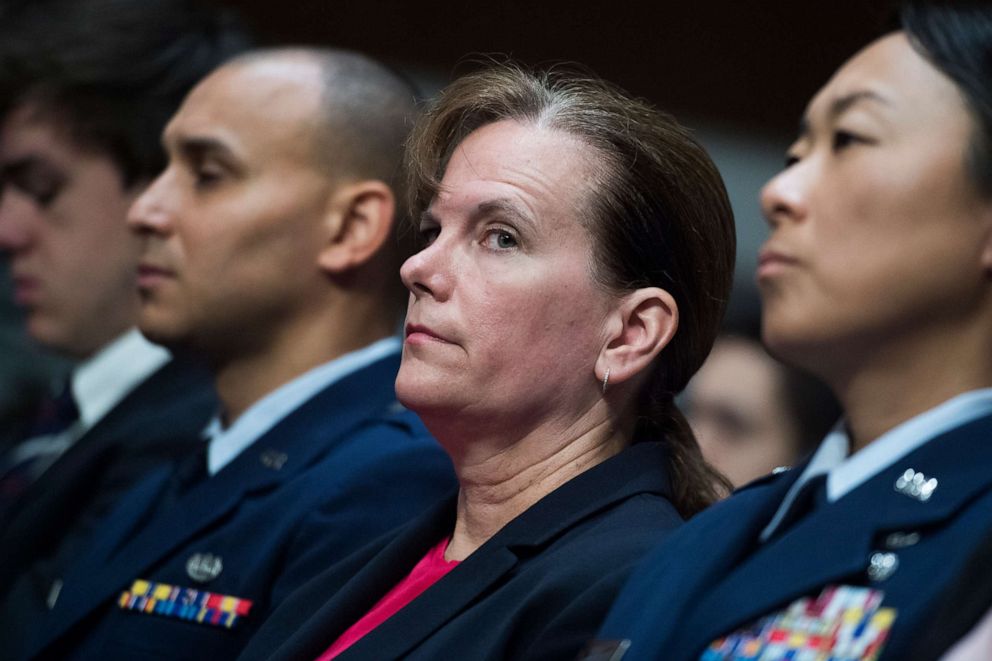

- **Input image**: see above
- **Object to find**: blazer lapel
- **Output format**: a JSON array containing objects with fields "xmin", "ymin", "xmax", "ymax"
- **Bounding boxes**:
[
  {"xmin": 262, "ymin": 497, "xmax": 459, "ymax": 661},
  {"xmin": 332, "ymin": 443, "xmax": 678, "ymax": 661},
  {"xmin": 343, "ymin": 535, "xmax": 519, "ymax": 660},
  {"xmin": 37, "ymin": 353, "xmax": 403, "ymax": 655},
  {"xmin": 678, "ymin": 412, "xmax": 992, "ymax": 656}
]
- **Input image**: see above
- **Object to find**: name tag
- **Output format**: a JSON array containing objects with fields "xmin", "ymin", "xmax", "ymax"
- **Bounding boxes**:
[{"xmin": 118, "ymin": 579, "xmax": 253, "ymax": 629}]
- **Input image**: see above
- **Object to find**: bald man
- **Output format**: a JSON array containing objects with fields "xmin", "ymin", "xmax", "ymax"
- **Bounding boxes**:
[{"xmin": 21, "ymin": 49, "xmax": 454, "ymax": 661}]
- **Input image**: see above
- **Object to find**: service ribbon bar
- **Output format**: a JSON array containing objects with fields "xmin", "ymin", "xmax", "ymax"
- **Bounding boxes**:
[
  {"xmin": 702, "ymin": 585, "xmax": 896, "ymax": 661},
  {"xmin": 118, "ymin": 579, "xmax": 253, "ymax": 629}
]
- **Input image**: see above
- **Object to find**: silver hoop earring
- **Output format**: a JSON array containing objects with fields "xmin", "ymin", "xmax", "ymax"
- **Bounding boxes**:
[{"xmin": 602, "ymin": 367, "xmax": 610, "ymax": 394}]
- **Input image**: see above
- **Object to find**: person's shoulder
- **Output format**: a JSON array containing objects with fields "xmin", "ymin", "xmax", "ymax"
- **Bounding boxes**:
[{"xmin": 733, "ymin": 464, "xmax": 794, "ymax": 494}]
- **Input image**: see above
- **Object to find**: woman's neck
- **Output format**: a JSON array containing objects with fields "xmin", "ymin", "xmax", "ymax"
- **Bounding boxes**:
[
  {"xmin": 441, "ymin": 410, "xmax": 628, "ymax": 561},
  {"xmin": 831, "ymin": 320, "xmax": 992, "ymax": 453}
]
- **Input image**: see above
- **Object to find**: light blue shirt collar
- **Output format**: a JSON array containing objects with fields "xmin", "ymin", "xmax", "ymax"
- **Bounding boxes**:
[
  {"xmin": 204, "ymin": 336, "xmax": 401, "ymax": 475},
  {"xmin": 761, "ymin": 388, "xmax": 992, "ymax": 541}
]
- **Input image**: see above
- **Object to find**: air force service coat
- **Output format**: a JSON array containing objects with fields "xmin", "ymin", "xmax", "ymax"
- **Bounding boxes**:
[
  {"xmin": 239, "ymin": 441, "xmax": 683, "ymax": 661},
  {"xmin": 22, "ymin": 352, "xmax": 456, "ymax": 661},
  {"xmin": 589, "ymin": 411, "xmax": 992, "ymax": 661}
]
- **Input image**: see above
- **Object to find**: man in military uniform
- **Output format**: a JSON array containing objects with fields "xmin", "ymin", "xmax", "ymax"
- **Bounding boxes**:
[{"xmin": 21, "ymin": 48, "xmax": 455, "ymax": 660}]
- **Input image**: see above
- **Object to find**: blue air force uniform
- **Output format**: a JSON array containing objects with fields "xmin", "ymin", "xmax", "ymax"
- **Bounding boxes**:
[
  {"xmin": 19, "ymin": 341, "xmax": 456, "ymax": 661},
  {"xmin": 588, "ymin": 390, "xmax": 992, "ymax": 661}
]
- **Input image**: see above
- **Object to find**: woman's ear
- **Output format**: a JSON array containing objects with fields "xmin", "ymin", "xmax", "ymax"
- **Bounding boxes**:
[
  {"xmin": 596, "ymin": 287, "xmax": 678, "ymax": 388},
  {"xmin": 317, "ymin": 180, "xmax": 395, "ymax": 274}
]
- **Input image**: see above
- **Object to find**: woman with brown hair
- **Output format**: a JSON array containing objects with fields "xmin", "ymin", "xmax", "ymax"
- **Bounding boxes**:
[{"xmin": 240, "ymin": 62, "xmax": 736, "ymax": 661}]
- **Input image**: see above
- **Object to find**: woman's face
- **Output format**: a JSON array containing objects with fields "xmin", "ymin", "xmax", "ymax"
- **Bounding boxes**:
[
  {"xmin": 686, "ymin": 336, "xmax": 799, "ymax": 488},
  {"xmin": 758, "ymin": 32, "xmax": 992, "ymax": 375},
  {"xmin": 396, "ymin": 120, "xmax": 615, "ymax": 431}
]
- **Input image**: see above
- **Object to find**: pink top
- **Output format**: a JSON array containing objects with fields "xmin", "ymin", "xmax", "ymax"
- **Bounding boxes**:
[{"xmin": 315, "ymin": 537, "xmax": 460, "ymax": 660}]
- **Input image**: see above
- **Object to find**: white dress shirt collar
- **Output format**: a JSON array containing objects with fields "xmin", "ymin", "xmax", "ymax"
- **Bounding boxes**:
[
  {"xmin": 761, "ymin": 388, "xmax": 992, "ymax": 541},
  {"xmin": 205, "ymin": 336, "xmax": 401, "ymax": 475},
  {"xmin": 71, "ymin": 328, "xmax": 171, "ymax": 431}
]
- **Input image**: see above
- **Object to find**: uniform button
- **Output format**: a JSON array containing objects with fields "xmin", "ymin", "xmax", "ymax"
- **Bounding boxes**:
[{"xmin": 867, "ymin": 552, "xmax": 899, "ymax": 582}]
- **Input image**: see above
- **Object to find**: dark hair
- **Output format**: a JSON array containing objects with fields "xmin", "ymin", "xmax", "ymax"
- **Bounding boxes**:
[
  {"xmin": 0, "ymin": 0, "xmax": 251, "ymax": 187},
  {"xmin": 406, "ymin": 63, "xmax": 737, "ymax": 516},
  {"xmin": 899, "ymin": 1, "xmax": 992, "ymax": 197}
]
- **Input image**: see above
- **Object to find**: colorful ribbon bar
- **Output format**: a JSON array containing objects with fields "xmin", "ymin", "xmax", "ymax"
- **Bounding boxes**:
[{"xmin": 118, "ymin": 579, "xmax": 253, "ymax": 629}]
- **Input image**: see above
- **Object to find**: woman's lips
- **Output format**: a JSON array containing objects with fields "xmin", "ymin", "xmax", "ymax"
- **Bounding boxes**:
[
  {"xmin": 405, "ymin": 323, "xmax": 452, "ymax": 345},
  {"xmin": 756, "ymin": 247, "xmax": 800, "ymax": 280}
]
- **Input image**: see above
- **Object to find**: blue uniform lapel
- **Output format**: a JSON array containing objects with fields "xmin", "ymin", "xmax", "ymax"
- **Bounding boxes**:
[
  {"xmin": 36, "ymin": 353, "xmax": 403, "ymax": 656},
  {"xmin": 675, "ymin": 413, "xmax": 992, "ymax": 658}
]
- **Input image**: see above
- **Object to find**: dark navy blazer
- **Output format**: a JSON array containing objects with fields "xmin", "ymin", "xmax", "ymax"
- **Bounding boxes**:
[
  {"xmin": 590, "ymin": 412, "xmax": 992, "ymax": 661},
  {"xmin": 239, "ymin": 441, "xmax": 683, "ymax": 661},
  {"xmin": 0, "ymin": 357, "xmax": 216, "ymax": 609},
  {"xmin": 22, "ymin": 353, "xmax": 456, "ymax": 661}
]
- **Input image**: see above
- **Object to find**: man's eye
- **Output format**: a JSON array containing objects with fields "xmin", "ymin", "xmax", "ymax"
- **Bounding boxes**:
[
  {"xmin": 193, "ymin": 168, "xmax": 223, "ymax": 189},
  {"xmin": 7, "ymin": 173, "xmax": 63, "ymax": 207}
]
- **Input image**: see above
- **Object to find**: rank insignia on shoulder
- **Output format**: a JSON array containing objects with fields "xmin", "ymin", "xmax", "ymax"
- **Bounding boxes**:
[
  {"xmin": 118, "ymin": 579, "xmax": 253, "ymax": 629},
  {"xmin": 703, "ymin": 585, "xmax": 896, "ymax": 660}
]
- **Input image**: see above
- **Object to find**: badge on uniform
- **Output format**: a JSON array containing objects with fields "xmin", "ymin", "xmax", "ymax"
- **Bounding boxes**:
[
  {"xmin": 118, "ymin": 579, "xmax": 253, "ymax": 629},
  {"xmin": 702, "ymin": 585, "xmax": 896, "ymax": 661}
]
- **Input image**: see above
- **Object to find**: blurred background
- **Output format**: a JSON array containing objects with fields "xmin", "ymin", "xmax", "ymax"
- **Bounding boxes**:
[{"xmin": 0, "ymin": 0, "xmax": 890, "ymax": 421}]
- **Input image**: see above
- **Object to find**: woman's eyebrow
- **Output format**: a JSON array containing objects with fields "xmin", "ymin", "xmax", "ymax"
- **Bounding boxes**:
[
  {"xmin": 798, "ymin": 89, "xmax": 891, "ymax": 138},
  {"xmin": 472, "ymin": 198, "xmax": 536, "ymax": 231}
]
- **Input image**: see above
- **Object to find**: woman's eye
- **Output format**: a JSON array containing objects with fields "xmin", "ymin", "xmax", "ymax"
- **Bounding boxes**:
[
  {"xmin": 484, "ymin": 229, "xmax": 517, "ymax": 250},
  {"xmin": 418, "ymin": 226, "xmax": 440, "ymax": 247},
  {"xmin": 784, "ymin": 153, "xmax": 800, "ymax": 168},
  {"xmin": 831, "ymin": 130, "xmax": 861, "ymax": 151}
]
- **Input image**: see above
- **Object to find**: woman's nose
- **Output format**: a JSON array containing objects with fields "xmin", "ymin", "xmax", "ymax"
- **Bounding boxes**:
[
  {"xmin": 400, "ymin": 239, "xmax": 452, "ymax": 302},
  {"xmin": 760, "ymin": 164, "xmax": 810, "ymax": 230}
]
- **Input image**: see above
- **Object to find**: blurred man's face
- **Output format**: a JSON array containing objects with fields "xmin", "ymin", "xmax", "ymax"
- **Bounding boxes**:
[
  {"xmin": 127, "ymin": 58, "xmax": 336, "ymax": 360},
  {"xmin": 0, "ymin": 103, "xmax": 142, "ymax": 357}
]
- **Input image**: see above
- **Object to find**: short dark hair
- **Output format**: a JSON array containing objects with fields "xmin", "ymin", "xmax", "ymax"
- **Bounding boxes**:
[
  {"xmin": 0, "ymin": 0, "xmax": 251, "ymax": 187},
  {"xmin": 406, "ymin": 63, "xmax": 737, "ymax": 516},
  {"xmin": 900, "ymin": 1, "xmax": 992, "ymax": 197}
]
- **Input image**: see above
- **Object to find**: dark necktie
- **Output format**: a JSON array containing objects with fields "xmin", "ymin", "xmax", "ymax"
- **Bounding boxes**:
[{"xmin": 157, "ymin": 443, "xmax": 210, "ymax": 512}]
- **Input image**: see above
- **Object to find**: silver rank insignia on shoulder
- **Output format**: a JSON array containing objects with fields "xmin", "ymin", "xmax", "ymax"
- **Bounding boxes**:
[
  {"xmin": 867, "ymin": 551, "xmax": 899, "ymax": 582},
  {"xmin": 884, "ymin": 531, "xmax": 921, "ymax": 549},
  {"xmin": 894, "ymin": 468, "xmax": 937, "ymax": 501},
  {"xmin": 186, "ymin": 553, "xmax": 223, "ymax": 583}
]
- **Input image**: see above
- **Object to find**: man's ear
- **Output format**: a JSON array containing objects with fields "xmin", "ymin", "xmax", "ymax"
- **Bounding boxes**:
[
  {"xmin": 317, "ymin": 180, "xmax": 395, "ymax": 274},
  {"xmin": 596, "ymin": 287, "xmax": 678, "ymax": 388}
]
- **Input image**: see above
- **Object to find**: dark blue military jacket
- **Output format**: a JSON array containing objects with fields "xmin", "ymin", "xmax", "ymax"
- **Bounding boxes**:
[
  {"xmin": 21, "ymin": 352, "xmax": 455, "ymax": 661},
  {"xmin": 588, "ymin": 411, "xmax": 992, "ymax": 661}
]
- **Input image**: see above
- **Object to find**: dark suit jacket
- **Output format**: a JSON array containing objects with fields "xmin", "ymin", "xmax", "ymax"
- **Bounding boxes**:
[
  {"xmin": 0, "ymin": 356, "xmax": 217, "ymax": 601},
  {"xmin": 590, "ymin": 412, "xmax": 992, "ymax": 661},
  {"xmin": 21, "ymin": 353, "xmax": 456, "ymax": 661},
  {"xmin": 239, "ymin": 441, "xmax": 682, "ymax": 661}
]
